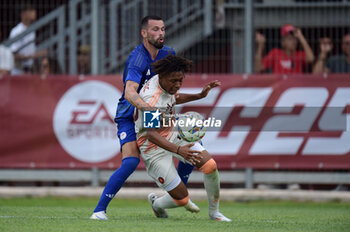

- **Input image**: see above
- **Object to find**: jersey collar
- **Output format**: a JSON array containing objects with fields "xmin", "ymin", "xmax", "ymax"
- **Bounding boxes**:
[{"xmin": 142, "ymin": 43, "xmax": 162, "ymax": 62}]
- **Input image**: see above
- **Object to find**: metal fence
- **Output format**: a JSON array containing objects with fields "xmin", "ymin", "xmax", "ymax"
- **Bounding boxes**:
[
  {"xmin": 1, "ymin": 0, "xmax": 212, "ymax": 75},
  {"xmin": 1, "ymin": 0, "xmax": 349, "ymax": 75}
]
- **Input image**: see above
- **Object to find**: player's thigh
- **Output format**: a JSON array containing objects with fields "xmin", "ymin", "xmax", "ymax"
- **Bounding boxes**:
[
  {"xmin": 146, "ymin": 153, "xmax": 182, "ymax": 192},
  {"xmin": 195, "ymin": 150, "xmax": 212, "ymax": 169},
  {"xmin": 116, "ymin": 119, "xmax": 139, "ymax": 158},
  {"xmin": 121, "ymin": 141, "xmax": 140, "ymax": 158},
  {"xmin": 176, "ymin": 139, "xmax": 212, "ymax": 169}
]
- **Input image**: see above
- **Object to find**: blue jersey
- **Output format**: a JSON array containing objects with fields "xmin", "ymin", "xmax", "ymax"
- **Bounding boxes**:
[{"xmin": 115, "ymin": 44, "xmax": 175, "ymax": 122}]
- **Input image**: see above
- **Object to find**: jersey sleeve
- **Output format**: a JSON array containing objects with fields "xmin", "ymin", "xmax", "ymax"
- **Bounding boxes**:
[
  {"xmin": 138, "ymin": 80, "xmax": 155, "ymax": 105},
  {"xmin": 139, "ymin": 78, "xmax": 166, "ymax": 109},
  {"xmin": 125, "ymin": 67, "xmax": 143, "ymax": 84},
  {"xmin": 125, "ymin": 53, "xmax": 146, "ymax": 84}
]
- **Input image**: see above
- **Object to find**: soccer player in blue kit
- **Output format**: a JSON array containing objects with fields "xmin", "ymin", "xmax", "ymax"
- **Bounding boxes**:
[{"xmin": 90, "ymin": 16, "xmax": 216, "ymax": 220}]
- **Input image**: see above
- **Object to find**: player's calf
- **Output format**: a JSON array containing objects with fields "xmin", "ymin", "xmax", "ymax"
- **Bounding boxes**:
[
  {"xmin": 149, "ymin": 182, "xmax": 200, "ymax": 217},
  {"xmin": 171, "ymin": 193, "xmax": 200, "ymax": 213},
  {"xmin": 172, "ymin": 195, "xmax": 189, "ymax": 206},
  {"xmin": 168, "ymin": 183, "xmax": 199, "ymax": 213},
  {"xmin": 197, "ymin": 153, "xmax": 232, "ymax": 222}
]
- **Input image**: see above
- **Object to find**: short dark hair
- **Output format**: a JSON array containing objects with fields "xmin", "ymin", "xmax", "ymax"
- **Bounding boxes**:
[
  {"xmin": 141, "ymin": 15, "xmax": 163, "ymax": 29},
  {"xmin": 21, "ymin": 4, "xmax": 35, "ymax": 13},
  {"xmin": 152, "ymin": 55, "xmax": 192, "ymax": 78}
]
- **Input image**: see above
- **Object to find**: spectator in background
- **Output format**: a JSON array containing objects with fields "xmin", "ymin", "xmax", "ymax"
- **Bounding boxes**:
[
  {"xmin": 9, "ymin": 4, "xmax": 48, "ymax": 75},
  {"xmin": 313, "ymin": 34, "xmax": 350, "ymax": 73},
  {"xmin": 77, "ymin": 45, "xmax": 91, "ymax": 75},
  {"xmin": 36, "ymin": 56, "xmax": 62, "ymax": 76},
  {"xmin": 313, "ymin": 37, "xmax": 333, "ymax": 74},
  {"xmin": 0, "ymin": 32, "xmax": 14, "ymax": 75},
  {"xmin": 255, "ymin": 24, "xmax": 314, "ymax": 74}
]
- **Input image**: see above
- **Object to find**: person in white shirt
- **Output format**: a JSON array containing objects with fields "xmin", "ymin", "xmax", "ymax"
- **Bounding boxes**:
[
  {"xmin": 136, "ymin": 55, "xmax": 231, "ymax": 222},
  {"xmin": 9, "ymin": 4, "xmax": 47, "ymax": 75},
  {"xmin": 0, "ymin": 32, "xmax": 14, "ymax": 75}
]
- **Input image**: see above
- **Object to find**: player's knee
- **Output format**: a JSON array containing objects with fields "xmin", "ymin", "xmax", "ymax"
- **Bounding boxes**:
[
  {"xmin": 121, "ymin": 156, "xmax": 140, "ymax": 171},
  {"xmin": 199, "ymin": 158, "xmax": 217, "ymax": 174},
  {"xmin": 172, "ymin": 195, "xmax": 189, "ymax": 206}
]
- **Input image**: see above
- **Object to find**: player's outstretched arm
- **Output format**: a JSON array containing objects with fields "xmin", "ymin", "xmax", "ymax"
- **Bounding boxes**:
[
  {"xmin": 146, "ymin": 129, "xmax": 201, "ymax": 165},
  {"xmin": 125, "ymin": 80, "xmax": 153, "ymax": 111},
  {"xmin": 175, "ymin": 80, "xmax": 221, "ymax": 104}
]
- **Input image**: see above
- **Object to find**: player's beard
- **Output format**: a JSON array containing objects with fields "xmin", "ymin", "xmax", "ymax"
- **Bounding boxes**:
[{"xmin": 148, "ymin": 37, "xmax": 164, "ymax": 49}]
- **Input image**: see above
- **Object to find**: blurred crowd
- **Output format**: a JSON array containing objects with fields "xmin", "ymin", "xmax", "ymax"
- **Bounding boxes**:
[
  {"xmin": 0, "ymin": 5, "xmax": 349, "ymax": 76},
  {"xmin": 0, "ymin": 4, "xmax": 90, "ymax": 77},
  {"xmin": 255, "ymin": 24, "xmax": 350, "ymax": 74}
]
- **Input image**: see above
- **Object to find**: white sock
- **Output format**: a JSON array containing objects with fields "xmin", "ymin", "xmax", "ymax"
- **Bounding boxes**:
[
  {"xmin": 153, "ymin": 193, "xmax": 177, "ymax": 210},
  {"xmin": 153, "ymin": 193, "xmax": 194, "ymax": 210},
  {"xmin": 204, "ymin": 169, "xmax": 220, "ymax": 215}
]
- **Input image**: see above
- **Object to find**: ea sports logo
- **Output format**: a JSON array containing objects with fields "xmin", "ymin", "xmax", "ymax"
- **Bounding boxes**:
[{"xmin": 53, "ymin": 81, "xmax": 122, "ymax": 163}]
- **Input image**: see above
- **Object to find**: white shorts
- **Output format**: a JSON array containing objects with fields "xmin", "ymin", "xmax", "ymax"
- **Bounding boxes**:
[{"xmin": 140, "ymin": 132, "xmax": 205, "ymax": 191}]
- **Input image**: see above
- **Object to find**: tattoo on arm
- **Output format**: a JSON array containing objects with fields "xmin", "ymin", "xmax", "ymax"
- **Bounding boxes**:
[
  {"xmin": 125, "ymin": 81, "xmax": 152, "ymax": 110},
  {"xmin": 131, "ymin": 94, "xmax": 139, "ymax": 101}
]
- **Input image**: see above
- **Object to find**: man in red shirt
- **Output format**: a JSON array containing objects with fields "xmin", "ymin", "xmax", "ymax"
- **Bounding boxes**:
[{"xmin": 255, "ymin": 24, "xmax": 314, "ymax": 74}]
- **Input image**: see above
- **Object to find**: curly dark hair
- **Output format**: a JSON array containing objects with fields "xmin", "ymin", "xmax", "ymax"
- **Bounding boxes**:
[{"xmin": 151, "ymin": 55, "xmax": 192, "ymax": 78}]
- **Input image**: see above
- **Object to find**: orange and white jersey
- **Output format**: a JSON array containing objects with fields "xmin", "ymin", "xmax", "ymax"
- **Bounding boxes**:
[
  {"xmin": 135, "ymin": 75, "xmax": 176, "ymax": 156},
  {"xmin": 135, "ymin": 75, "xmax": 205, "ymax": 191}
]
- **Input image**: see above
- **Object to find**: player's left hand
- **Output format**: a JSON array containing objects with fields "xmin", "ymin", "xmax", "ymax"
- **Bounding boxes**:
[{"xmin": 199, "ymin": 80, "xmax": 221, "ymax": 98}]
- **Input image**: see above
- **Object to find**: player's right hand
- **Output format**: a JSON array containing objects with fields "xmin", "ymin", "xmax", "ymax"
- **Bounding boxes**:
[
  {"xmin": 178, "ymin": 144, "xmax": 202, "ymax": 166},
  {"xmin": 255, "ymin": 32, "xmax": 265, "ymax": 45}
]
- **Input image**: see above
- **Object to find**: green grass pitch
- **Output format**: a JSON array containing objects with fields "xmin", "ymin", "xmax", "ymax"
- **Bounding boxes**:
[{"xmin": 0, "ymin": 197, "xmax": 349, "ymax": 232}]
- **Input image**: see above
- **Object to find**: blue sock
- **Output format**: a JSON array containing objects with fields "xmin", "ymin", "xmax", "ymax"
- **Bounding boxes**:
[
  {"xmin": 177, "ymin": 161, "xmax": 194, "ymax": 185},
  {"xmin": 94, "ymin": 157, "xmax": 140, "ymax": 212}
]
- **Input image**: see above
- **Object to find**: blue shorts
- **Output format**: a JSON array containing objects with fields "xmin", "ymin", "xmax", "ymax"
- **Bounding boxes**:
[{"xmin": 116, "ymin": 119, "xmax": 136, "ymax": 151}]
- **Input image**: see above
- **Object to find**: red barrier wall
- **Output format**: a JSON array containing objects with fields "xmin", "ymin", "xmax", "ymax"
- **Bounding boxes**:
[{"xmin": 0, "ymin": 74, "xmax": 349, "ymax": 170}]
